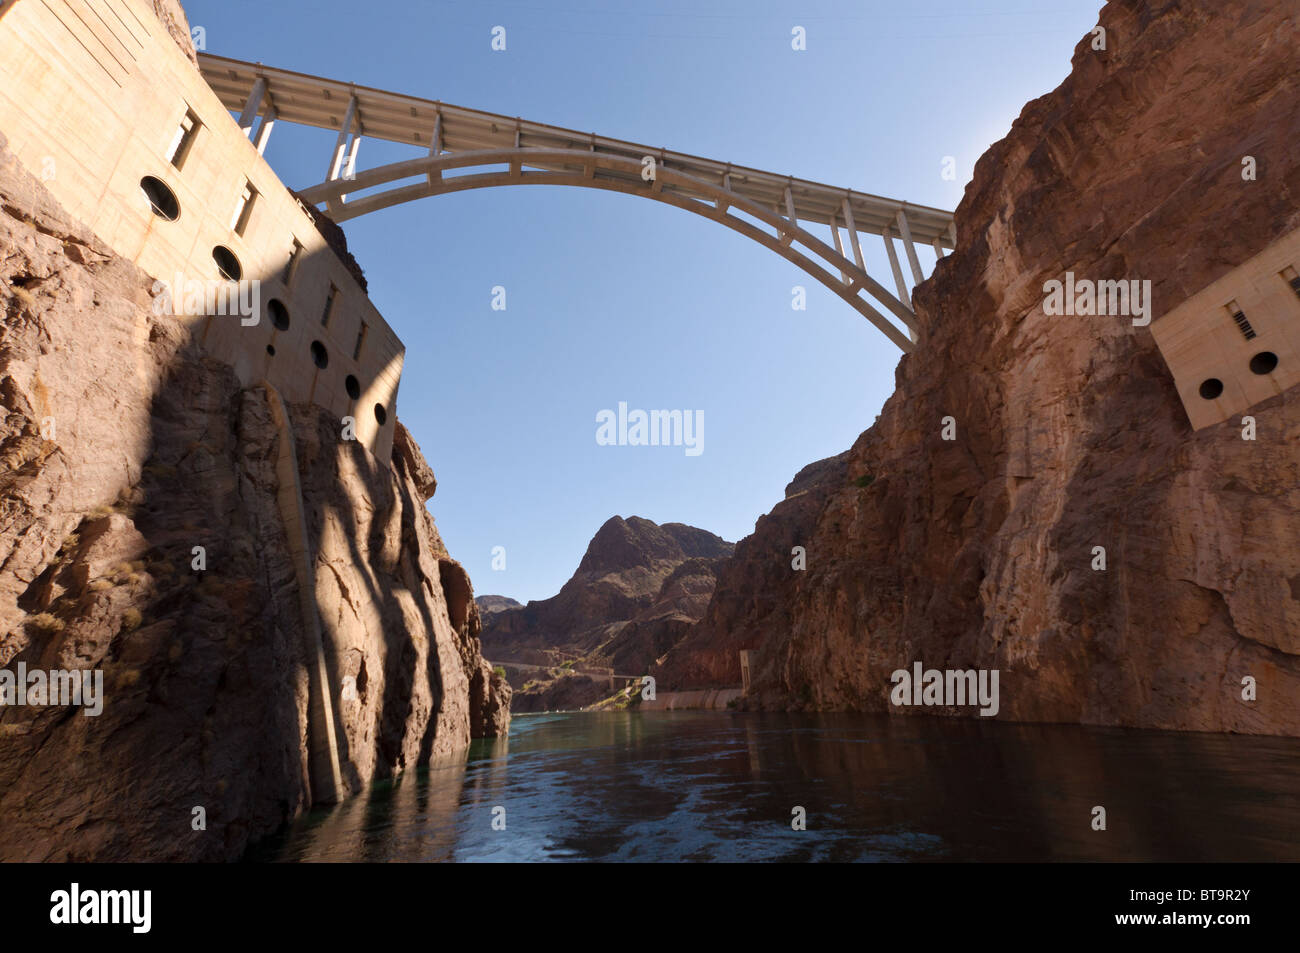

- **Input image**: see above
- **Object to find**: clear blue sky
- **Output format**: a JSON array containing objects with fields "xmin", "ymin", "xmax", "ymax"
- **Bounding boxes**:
[{"xmin": 187, "ymin": 0, "xmax": 1101, "ymax": 603}]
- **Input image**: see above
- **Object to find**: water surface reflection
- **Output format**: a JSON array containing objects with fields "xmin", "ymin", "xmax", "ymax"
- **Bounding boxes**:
[{"xmin": 251, "ymin": 712, "xmax": 1300, "ymax": 862}]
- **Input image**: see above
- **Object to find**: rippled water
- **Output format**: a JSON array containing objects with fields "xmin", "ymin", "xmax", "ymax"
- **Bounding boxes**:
[{"xmin": 250, "ymin": 711, "xmax": 1300, "ymax": 862}]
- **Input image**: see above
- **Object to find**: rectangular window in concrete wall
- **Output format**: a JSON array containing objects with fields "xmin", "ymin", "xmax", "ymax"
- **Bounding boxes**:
[
  {"xmin": 322, "ymin": 285, "xmax": 339, "ymax": 326},
  {"xmin": 231, "ymin": 180, "xmax": 258, "ymax": 236},
  {"xmin": 353, "ymin": 321, "xmax": 368, "ymax": 360},
  {"xmin": 284, "ymin": 238, "xmax": 304, "ymax": 287},
  {"xmin": 166, "ymin": 108, "xmax": 201, "ymax": 170},
  {"xmin": 1284, "ymin": 266, "xmax": 1300, "ymax": 299},
  {"xmin": 1225, "ymin": 299, "xmax": 1256, "ymax": 340}
]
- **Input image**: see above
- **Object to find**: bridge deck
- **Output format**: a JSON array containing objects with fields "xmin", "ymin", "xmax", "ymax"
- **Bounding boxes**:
[{"xmin": 198, "ymin": 53, "xmax": 954, "ymax": 247}]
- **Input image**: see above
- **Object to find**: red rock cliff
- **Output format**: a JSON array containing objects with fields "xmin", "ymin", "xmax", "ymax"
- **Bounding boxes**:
[
  {"xmin": 481, "ymin": 515, "xmax": 733, "ymax": 661},
  {"xmin": 660, "ymin": 0, "xmax": 1300, "ymax": 735},
  {"xmin": 0, "ymin": 131, "xmax": 508, "ymax": 861}
]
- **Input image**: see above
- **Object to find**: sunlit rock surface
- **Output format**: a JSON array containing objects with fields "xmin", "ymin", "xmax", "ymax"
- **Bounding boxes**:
[{"xmin": 659, "ymin": 0, "xmax": 1300, "ymax": 735}]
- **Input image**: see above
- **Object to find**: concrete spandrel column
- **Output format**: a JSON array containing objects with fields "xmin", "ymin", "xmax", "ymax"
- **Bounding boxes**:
[
  {"xmin": 829, "ymin": 212, "xmax": 848, "ymax": 284},
  {"xmin": 881, "ymin": 226, "xmax": 911, "ymax": 310},
  {"xmin": 841, "ymin": 198, "xmax": 866, "ymax": 272},
  {"xmin": 326, "ymin": 95, "xmax": 359, "ymax": 182},
  {"xmin": 254, "ymin": 108, "xmax": 277, "ymax": 155},
  {"xmin": 237, "ymin": 76, "xmax": 267, "ymax": 136},
  {"xmin": 896, "ymin": 207, "xmax": 926, "ymax": 285}
]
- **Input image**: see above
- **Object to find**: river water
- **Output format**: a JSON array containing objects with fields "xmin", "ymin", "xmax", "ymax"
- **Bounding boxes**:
[{"xmin": 251, "ymin": 711, "xmax": 1300, "ymax": 862}]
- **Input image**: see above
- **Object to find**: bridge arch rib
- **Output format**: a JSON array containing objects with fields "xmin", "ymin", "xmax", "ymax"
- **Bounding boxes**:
[
  {"xmin": 298, "ymin": 148, "xmax": 923, "ymax": 351},
  {"xmin": 198, "ymin": 54, "xmax": 957, "ymax": 353}
]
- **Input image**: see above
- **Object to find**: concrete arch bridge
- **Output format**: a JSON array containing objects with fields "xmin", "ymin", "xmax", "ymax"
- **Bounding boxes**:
[{"xmin": 199, "ymin": 54, "xmax": 956, "ymax": 353}]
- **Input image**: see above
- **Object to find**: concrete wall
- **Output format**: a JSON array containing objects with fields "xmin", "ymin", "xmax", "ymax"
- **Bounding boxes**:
[
  {"xmin": 0, "ymin": 0, "xmax": 403, "ymax": 461},
  {"xmin": 639, "ymin": 689, "xmax": 743, "ymax": 711},
  {"xmin": 1151, "ymin": 227, "xmax": 1300, "ymax": 430}
]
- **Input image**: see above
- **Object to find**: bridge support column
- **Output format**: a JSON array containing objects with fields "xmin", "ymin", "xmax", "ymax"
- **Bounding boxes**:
[
  {"xmin": 829, "ymin": 212, "xmax": 848, "ymax": 284},
  {"xmin": 339, "ymin": 133, "xmax": 361, "ymax": 202},
  {"xmin": 344, "ymin": 133, "xmax": 362, "ymax": 179},
  {"xmin": 841, "ymin": 199, "xmax": 866, "ymax": 272},
  {"xmin": 426, "ymin": 111, "xmax": 442, "ymax": 186},
  {"xmin": 326, "ymin": 94, "xmax": 359, "ymax": 182},
  {"xmin": 881, "ymin": 227, "xmax": 910, "ymax": 307},
  {"xmin": 253, "ymin": 107, "xmax": 277, "ymax": 155},
  {"xmin": 781, "ymin": 185, "xmax": 797, "ymax": 246},
  {"xmin": 896, "ymin": 208, "xmax": 926, "ymax": 285},
  {"xmin": 237, "ymin": 76, "xmax": 267, "ymax": 138}
]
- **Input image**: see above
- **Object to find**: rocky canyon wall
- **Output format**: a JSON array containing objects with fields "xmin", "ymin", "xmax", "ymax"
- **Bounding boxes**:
[
  {"xmin": 481, "ymin": 516, "xmax": 733, "ymax": 663},
  {"xmin": 0, "ymin": 132, "xmax": 507, "ymax": 861},
  {"xmin": 481, "ymin": 515, "xmax": 732, "ymax": 711},
  {"xmin": 660, "ymin": 0, "xmax": 1300, "ymax": 735}
]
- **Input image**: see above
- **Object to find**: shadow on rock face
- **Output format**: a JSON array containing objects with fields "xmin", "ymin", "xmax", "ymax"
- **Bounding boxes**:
[{"xmin": 0, "ymin": 131, "xmax": 506, "ymax": 862}]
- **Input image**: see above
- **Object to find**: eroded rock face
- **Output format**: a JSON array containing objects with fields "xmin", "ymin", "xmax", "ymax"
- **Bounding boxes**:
[
  {"xmin": 481, "ymin": 516, "xmax": 733, "ymax": 711},
  {"xmin": 153, "ymin": 0, "xmax": 198, "ymax": 66},
  {"xmin": 476, "ymin": 594, "xmax": 523, "ymax": 615},
  {"xmin": 481, "ymin": 516, "xmax": 733, "ymax": 662},
  {"xmin": 393, "ymin": 419, "xmax": 438, "ymax": 501},
  {"xmin": 0, "ymin": 133, "xmax": 506, "ymax": 861},
  {"xmin": 655, "ymin": 454, "xmax": 848, "ymax": 690},
  {"xmin": 510, "ymin": 674, "xmax": 606, "ymax": 715},
  {"xmin": 603, "ymin": 556, "xmax": 737, "ymax": 677},
  {"xmin": 660, "ymin": 0, "xmax": 1300, "ymax": 735}
]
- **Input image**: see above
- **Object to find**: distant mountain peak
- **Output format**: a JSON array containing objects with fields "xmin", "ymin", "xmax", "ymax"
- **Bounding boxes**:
[
  {"xmin": 575, "ymin": 515, "xmax": 732, "ymax": 576},
  {"xmin": 481, "ymin": 516, "xmax": 735, "ymax": 671},
  {"xmin": 476, "ymin": 594, "xmax": 523, "ymax": 614}
]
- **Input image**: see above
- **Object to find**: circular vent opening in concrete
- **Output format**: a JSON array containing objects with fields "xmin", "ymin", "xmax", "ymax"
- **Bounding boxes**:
[
  {"xmin": 1198, "ymin": 378, "xmax": 1224, "ymax": 400},
  {"xmin": 1249, "ymin": 351, "xmax": 1278, "ymax": 375},
  {"xmin": 268, "ymin": 298, "xmax": 290, "ymax": 331},
  {"xmin": 212, "ymin": 245, "xmax": 242, "ymax": 281},
  {"xmin": 140, "ymin": 176, "xmax": 179, "ymax": 220}
]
